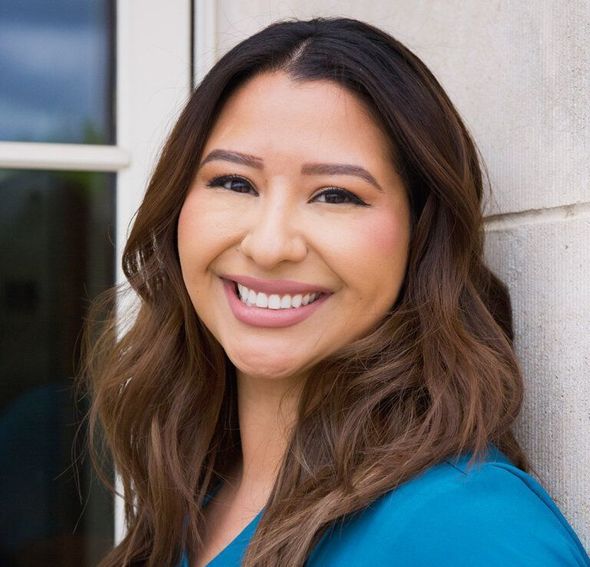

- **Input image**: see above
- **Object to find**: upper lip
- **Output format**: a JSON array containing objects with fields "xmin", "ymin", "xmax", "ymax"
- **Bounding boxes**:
[{"xmin": 221, "ymin": 274, "xmax": 332, "ymax": 296}]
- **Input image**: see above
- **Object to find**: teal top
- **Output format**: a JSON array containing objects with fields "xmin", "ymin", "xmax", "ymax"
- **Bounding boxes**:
[{"xmin": 179, "ymin": 445, "xmax": 590, "ymax": 566}]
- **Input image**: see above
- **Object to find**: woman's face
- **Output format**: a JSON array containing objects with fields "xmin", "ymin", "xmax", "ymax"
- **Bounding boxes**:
[{"xmin": 178, "ymin": 71, "xmax": 411, "ymax": 383}]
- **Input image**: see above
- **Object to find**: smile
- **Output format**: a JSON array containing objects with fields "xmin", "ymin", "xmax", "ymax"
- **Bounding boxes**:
[
  {"xmin": 236, "ymin": 282, "xmax": 323, "ymax": 310},
  {"xmin": 221, "ymin": 277, "xmax": 331, "ymax": 328}
]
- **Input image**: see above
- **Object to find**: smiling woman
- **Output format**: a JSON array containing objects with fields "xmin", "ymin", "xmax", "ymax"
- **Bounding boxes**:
[
  {"xmin": 177, "ymin": 72, "xmax": 410, "ymax": 383},
  {"xmin": 80, "ymin": 17, "xmax": 590, "ymax": 567}
]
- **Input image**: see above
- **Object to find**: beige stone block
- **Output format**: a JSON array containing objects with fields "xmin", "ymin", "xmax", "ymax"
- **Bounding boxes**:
[{"xmin": 485, "ymin": 214, "xmax": 590, "ymax": 548}]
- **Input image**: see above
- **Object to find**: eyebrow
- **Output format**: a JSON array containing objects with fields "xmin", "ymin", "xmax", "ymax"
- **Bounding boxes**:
[
  {"xmin": 200, "ymin": 149, "xmax": 263, "ymax": 169},
  {"xmin": 199, "ymin": 149, "xmax": 383, "ymax": 192},
  {"xmin": 301, "ymin": 162, "xmax": 382, "ymax": 192}
]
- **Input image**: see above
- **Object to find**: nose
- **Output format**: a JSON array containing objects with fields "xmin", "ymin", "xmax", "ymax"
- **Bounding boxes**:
[{"xmin": 238, "ymin": 195, "xmax": 308, "ymax": 269}]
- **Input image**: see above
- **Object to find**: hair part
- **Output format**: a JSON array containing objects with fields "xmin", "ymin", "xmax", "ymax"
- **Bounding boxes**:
[{"xmin": 80, "ymin": 16, "xmax": 528, "ymax": 567}]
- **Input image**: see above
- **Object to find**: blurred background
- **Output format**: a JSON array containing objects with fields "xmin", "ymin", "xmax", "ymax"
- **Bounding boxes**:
[{"xmin": 0, "ymin": 1, "xmax": 588, "ymax": 565}]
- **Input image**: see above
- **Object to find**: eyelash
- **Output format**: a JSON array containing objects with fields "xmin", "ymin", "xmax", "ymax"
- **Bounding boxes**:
[{"xmin": 206, "ymin": 174, "xmax": 369, "ymax": 207}]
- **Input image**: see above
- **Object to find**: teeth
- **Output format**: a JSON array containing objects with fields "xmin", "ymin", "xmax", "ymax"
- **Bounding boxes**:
[
  {"xmin": 237, "ymin": 283, "xmax": 248, "ymax": 301},
  {"xmin": 255, "ymin": 292, "xmax": 268, "ymax": 308},
  {"xmin": 268, "ymin": 295, "xmax": 281, "ymax": 309},
  {"xmin": 247, "ymin": 289, "xmax": 257, "ymax": 305},
  {"xmin": 234, "ymin": 282, "xmax": 322, "ymax": 310}
]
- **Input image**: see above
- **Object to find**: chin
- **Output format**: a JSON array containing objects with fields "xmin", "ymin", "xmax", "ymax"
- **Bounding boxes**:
[{"xmin": 228, "ymin": 349, "xmax": 312, "ymax": 382}]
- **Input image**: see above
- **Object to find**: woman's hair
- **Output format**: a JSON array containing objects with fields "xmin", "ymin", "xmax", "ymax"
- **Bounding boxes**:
[{"xmin": 81, "ymin": 17, "xmax": 529, "ymax": 567}]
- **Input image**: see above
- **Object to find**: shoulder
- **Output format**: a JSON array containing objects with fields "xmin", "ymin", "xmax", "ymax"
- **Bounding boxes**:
[
  {"xmin": 390, "ymin": 446, "xmax": 588, "ymax": 564},
  {"xmin": 309, "ymin": 445, "xmax": 590, "ymax": 566}
]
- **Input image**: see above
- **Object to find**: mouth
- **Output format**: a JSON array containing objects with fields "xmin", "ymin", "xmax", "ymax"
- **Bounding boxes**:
[
  {"xmin": 220, "ymin": 277, "xmax": 331, "ymax": 328},
  {"xmin": 232, "ymin": 280, "xmax": 327, "ymax": 310}
]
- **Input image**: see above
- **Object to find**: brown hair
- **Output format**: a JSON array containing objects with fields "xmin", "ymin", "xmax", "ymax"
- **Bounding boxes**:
[{"xmin": 81, "ymin": 17, "xmax": 529, "ymax": 567}]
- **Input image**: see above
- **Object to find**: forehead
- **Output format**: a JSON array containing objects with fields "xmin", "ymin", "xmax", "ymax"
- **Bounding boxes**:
[{"xmin": 204, "ymin": 71, "xmax": 393, "ymax": 163}]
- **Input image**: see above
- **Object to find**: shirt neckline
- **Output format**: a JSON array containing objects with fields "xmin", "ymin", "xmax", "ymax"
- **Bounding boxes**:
[
  {"xmin": 200, "ymin": 481, "xmax": 266, "ymax": 567},
  {"xmin": 204, "ymin": 507, "xmax": 264, "ymax": 566}
]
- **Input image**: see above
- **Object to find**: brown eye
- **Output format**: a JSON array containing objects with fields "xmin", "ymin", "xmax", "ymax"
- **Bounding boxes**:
[
  {"xmin": 313, "ymin": 188, "xmax": 368, "ymax": 206},
  {"xmin": 207, "ymin": 175, "xmax": 257, "ymax": 195}
]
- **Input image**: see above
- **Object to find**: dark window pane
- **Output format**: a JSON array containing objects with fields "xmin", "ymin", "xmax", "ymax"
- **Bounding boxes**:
[
  {"xmin": 0, "ymin": 0, "xmax": 116, "ymax": 144},
  {"xmin": 0, "ymin": 169, "xmax": 115, "ymax": 566}
]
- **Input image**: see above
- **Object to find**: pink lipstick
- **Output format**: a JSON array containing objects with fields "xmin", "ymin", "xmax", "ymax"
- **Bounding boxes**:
[{"xmin": 221, "ymin": 277, "xmax": 331, "ymax": 328}]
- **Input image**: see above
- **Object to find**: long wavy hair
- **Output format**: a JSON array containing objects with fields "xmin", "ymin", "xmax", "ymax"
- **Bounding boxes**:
[{"xmin": 81, "ymin": 17, "xmax": 530, "ymax": 567}]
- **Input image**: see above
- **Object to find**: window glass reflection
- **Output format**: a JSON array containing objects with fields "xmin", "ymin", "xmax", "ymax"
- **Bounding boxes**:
[
  {"xmin": 0, "ymin": 0, "xmax": 115, "ymax": 144},
  {"xmin": 0, "ymin": 169, "xmax": 115, "ymax": 566}
]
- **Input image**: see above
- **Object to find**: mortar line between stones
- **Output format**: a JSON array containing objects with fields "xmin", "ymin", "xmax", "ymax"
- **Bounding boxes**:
[{"xmin": 483, "ymin": 201, "xmax": 590, "ymax": 231}]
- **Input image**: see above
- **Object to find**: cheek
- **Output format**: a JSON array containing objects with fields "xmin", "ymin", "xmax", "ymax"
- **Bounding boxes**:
[
  {"xmin": 325, "ymin": 209, "xmax": 409, "ymax": 298},
  {"xmin": 177, "ymin": 200, "xmax": 206, "ymax": 272},
  {"xmin": 359, "ymin": 212, "xmax": 405, "ymax": 255},
  {"xmin": 177, "ymin": 191, "xmax": 240, "ymax": 268}
]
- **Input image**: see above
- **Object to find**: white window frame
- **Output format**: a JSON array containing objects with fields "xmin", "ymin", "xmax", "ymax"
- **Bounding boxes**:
[
  {"xmin": 193, "ymin": 0, "xmax": 218, "ymax": 87},
  {"xmin": 0, "ymin": 0, "xmax": 192, "ymax": 546}
]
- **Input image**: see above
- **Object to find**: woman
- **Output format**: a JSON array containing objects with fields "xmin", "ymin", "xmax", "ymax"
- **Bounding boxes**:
[{"xmin": 83, "ymin": 17, "xmax": 590, "ymax": 567}]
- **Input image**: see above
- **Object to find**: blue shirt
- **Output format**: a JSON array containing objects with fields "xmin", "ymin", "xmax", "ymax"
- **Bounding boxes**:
[{"xmin": 179, "ymin": 445, "xmax": 590, "ymax": 566}]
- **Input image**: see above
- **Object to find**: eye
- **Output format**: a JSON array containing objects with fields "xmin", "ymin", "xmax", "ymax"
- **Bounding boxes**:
[
  {"xmin": 206, "ymin": 174, "xmax": 257, "ymax": 195},
  {"xmin": 312, "ymin": 187, "xmax": 368, "ymax": 207}
]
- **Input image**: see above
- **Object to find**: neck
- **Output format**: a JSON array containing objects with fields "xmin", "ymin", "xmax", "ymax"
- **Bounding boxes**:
[{"xmin": 232, "ymin": 369, "xmax": 304, "ymax": 501}]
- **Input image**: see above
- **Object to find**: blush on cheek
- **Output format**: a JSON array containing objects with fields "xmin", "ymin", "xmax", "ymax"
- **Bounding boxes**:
[{"xmin": 358, "ymin": 211, "xmax": 408, "ymax": 255}]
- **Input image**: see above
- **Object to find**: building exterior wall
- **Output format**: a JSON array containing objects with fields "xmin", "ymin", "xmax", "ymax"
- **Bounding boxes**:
[{"xmin": 209, "ymin": 0, "xmax": 590, "ymax": 547}]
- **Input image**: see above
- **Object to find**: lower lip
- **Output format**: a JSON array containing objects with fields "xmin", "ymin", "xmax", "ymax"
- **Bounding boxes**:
[{"xmin": 222, "ymin": 278, "xmax": 330, "ymax": 328}]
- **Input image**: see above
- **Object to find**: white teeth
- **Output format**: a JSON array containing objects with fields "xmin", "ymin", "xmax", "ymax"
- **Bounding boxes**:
[
  {"xmin": 255, "ymin": 292, "xmax": 268, "ymax": 308},
  {"xmin": 247, "ymin": 289, "xmax": 257, "ymax": 305},
  {"xmin": 237, "ymin": 283, "xmax": 248, "ymax": 301},
  {"xmin": 268, "ymin": 294, "xmax": 281, "ymax": 309},
  {"xmin": 234, "ymin": 282, "xmax": 323, "ymax": 310}
]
